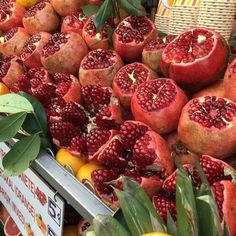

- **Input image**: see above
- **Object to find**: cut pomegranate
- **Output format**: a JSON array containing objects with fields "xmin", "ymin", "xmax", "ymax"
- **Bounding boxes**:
[
  {"xmin": 41, "ymin": 32, "xmax": 88, "ymax": 75},
  {"xmin": 161, "ymin": 28, "xmax": 229, "ymax": 88},
  {"xmin": 0, "ymin": 27, "xmax": 30, "ymax": 56},
  {"xmin": 0, "ymin": 1, "xmax": 25, "ymax": 32},
  {"xmin": 112, "ymin": 62, "xmax": 158, "ymax": 108},
  {"xmin": 21, "ymin": 32, "xmax": 51, "ymax": 68},
  {"xmin": 131, "ymin": 78, "xmax": 188, "ymax": 134},
  {"xmin": 142, "ymin": 35, "xmax": 176, "ymax": 73},
  {"xmin": 68, "ymin": 135, "xmax": 88, "ymax": 159},
  {"xmin": 23, "ymin": 2, "xmax": 60, "ymax": 35},
  {"xmin": 61, "ymin": 11, "xmax": 87, "ymax": 35},
  {"xmin": 113, "ymin": 16, "xmax": 157, "ymax": 62},
  {"xmin": 178, "ymin": 96, "xmax": 236, "ymax": 159},
  {"xmin": 79, "ymin": 49, "xmax": 123, "ymax": 87}
]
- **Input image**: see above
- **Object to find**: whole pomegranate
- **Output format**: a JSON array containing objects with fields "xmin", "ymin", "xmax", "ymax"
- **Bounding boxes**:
[
  {"xmin": 21, "ymin": 32, "xmax": 51, "ymax": 68},
  {"xmin": 61, "ymin": 11, "xmax": 87, "ymax": 35},
  {"xmin": 0, "ymin": 27, "xmax": 30, "ymax": 56},
  {"xmin": 131, "ymin": 78, "xmax": 188, "ymax": 134},
  {"xmin": 142, "ymin": 35, "xmax": 176, "ymax": 73},
  {"xmin": 160, "ymin": 28, "xmax": 229, "ymax": 88},
  {"xmin": 113, "ymin": 15, "xmax": 157, "ymax": 62},
  {"xmin": 224, "ymin": 58, "xmax": 236, "ymax": 102},
  {"xmin": 22, "ymin": 2, "xmax": 60, "ymax": 35},
  {"xmin": 178, "ymin": 96, "xmax": 236, "ymax": 159},
  {"xmin": 112, "ymin": 62, "xmax": 157, "ymax": 108},
  {"xmin": 79, "ymin": 49, "xmax": 123, "ymax": 87},
  {"xmin": 0, "ymin": 1, "xmax": 25, "ymax": 32},
  {"xmin": 41, "ymin": 32, "xmax": 88, "ymax": 75}
]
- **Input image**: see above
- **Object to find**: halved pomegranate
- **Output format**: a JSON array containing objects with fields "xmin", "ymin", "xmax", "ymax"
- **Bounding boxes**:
[
  {"xmin": 0, "ymin": 1, "xmax": 25, "ymax": 32},
  {"xmin": 142, "ymin": 35, "xmax": 176, "ymax": 73},
  {"xmin": 61, "ymin": 11, "xmax": 87, "ymax": 35},
  {"xmin": 41, "ymin": 32, "xmax": 88, "ymax": 75},
  {"xmin": 160, "ymin": 28, "xmax": 229, "ymax": 88},
  {"xmin": 79, "ymin": 49, "xmax": 124, "ymax": 87},
  {"xmin": 113, "ymin": 15, "xmax": 157, "ymax": 62},
  {"xmin": 21, "ymin": 32, "xmax": 51, "ymax": 68},
  {"xmin": 23, "ymin": 2, "xmax": 60, "ymax": 35},
  {"xmin": 0, "ymin": 27, "xmax": 30, "ymax": 56},
  {"xmin": 178, "ymin": 96, "xmax": 236, "ymax": 159},
  {"xmin": 112, "ymin": 62, "xmax": 157, "ymax": 108},
  {"xmin": 82, "ymin": 16, "xmax": 114, "ymax": 50},
  {"xmin": 131, "ymin": 78, "xmax": 188, "ymax": 134}
]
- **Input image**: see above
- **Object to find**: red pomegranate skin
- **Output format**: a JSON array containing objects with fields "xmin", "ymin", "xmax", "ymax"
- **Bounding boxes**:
[
  {"xmin": 41, "ymin": 32, "xmax": 89, "ymax": 75},
  {"xmin": 0, "ymin": 27, "xmax": 30, "ymax": 56},
  {"xmin": 160, "ymin": 28, "xmax": 229, "ymax": 88},
  {"xmin": 224, "ymin": 58, "xmax": 236, "ymax": 102},
  {"xmin": 0, "ymin": 2, "xmax": 25, "ymax": 32},
  {"xmin": 131, "ymin": 78, "xmax": 188, "ymax": 134},
  {"xmin": 23, "ymin": 2, "xmax": 60, "ymax": 35},
  {"xmin": 178, "ymin": 96, "xmax": 236, "ymax": 159}
]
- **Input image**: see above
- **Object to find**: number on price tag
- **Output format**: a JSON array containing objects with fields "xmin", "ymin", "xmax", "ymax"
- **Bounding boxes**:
[
  {"xmin": 48, "ymin": 198, "xmax": 61, "ymax": 226},
  {"xmin": 47, "ymin": 225, "xmax": 57, "ymax": 236}
]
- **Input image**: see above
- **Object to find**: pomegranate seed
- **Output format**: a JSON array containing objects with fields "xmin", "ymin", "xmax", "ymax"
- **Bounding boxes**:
[
  {"xmin": 25, "ymin": 2, "xmax": 46, "ymax": 17},
  {"xmin": 69, "ymin": 135, "xmax": 87, "ymax": 157}
]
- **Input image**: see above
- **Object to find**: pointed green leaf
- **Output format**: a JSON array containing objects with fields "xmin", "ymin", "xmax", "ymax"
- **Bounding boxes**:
[
  {"xmin": 116, "ymin": 0, "xmax": 146, "ymax": 16},
  {"xmin": 223, "ymin": 220, "xmax": 230, "ymax": 236},
  {"xmin": 2, "ymin": 133, "xmax": 41, "ymax": 176},
  {"xmin": 166, "ymin": 211, "xmax": 177, "ymax": 236},
  {"xmin": 81, "ymin": 4, "xmax": 99, "ymax": 17},
  {"xmin": 0, "ymin": 112, "xmax": 27, "ymax": 142}
]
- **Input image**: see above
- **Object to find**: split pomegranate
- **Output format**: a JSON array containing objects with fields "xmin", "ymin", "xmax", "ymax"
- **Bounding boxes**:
[
  {"xmin": 79, "ymin": 49, "xmax": 123, "ymax": 87},
  {"xmin": 142, "ymin": 35, "xmax": 176, "ymax": 73},
  {"xmin": 21, "ymin": 32, "xmax": 51, "ymax": 68},
  {"xmin": 0, "ymin": 1, "xmax": 25, "ymax": 32},
  {"xmin": 23, "ymin": 2, "xmax": 60, "ymax": 35},
  {"xmin": 160, "ymin": 28, "xmax": 229, "ymax": 88},
  {"xmin": 131, "ymin": 78, "xmax": 188, "ymax": 134},
  {"xmin": 61, "ymin": 11, "xmax": 87, "ymax": 35},
  {"xmin": 112, "ymin": 62, "xmax": 157, "ymax": 108},
  {"xmin": 224, "ymin": 58, "xmax": 236, "ymax": 102},
  {"xmin": 41, "ymin": 32, "xmax": 88, "ymax": 75},
  {"xmin": 113, "ymin": 15, "xmax": 157, "ymax": 62},
  {"xmin": 178, "ymin": 96, "xmax": 236, "ymax": 159},
  {"xmin": 0, "ymin": 56, "xmax": 25, "ymax": 88},
  {"xmin": 0, "ymin": 27, "xmax": 30, "ymax": 56}
]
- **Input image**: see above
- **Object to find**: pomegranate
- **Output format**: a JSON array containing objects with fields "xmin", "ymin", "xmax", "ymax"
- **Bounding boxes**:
[
  {"xmin": 0, "ymin": 1, "xmax": 25, "ymax": 32},
  {"xmin": 68, "ymin": 135, "xmax": 87, "ymax": 158},
  {"xmin": 113, "ymin": 15, "xmax": 157, "ymax": 62},
  {"xmin": 112, "ymin": 62, "xmax": 157, "ymax": 108},
  {"xmin": 0, "ymin": 56, "xmax": 25, "ymax": 88},
  {"xmin": 178, "ymin": 96, "xmax": 236, "ymax": 159},
  {"xmin": 79, "ymin": 49, "xmax": 123, "ymax": 87},
  {"xmin": 50, "ymin": 0, "xmax": 86, "ymax": 17},
  {"xmin": 131, "ymin": 78, "xmax": 188, "ymax": 134},
  {"xmin": 160, "ymin": 28, "xmax": 229, "ymax": 88},
  {"xmin": 21, "ymin": 32, "xmax": 51, "ymax": 68},
  {"xmin": 142, "ymin": 35, "xmax": 176, "ymax": 73},
  {"xmin": 41, "ymin": 32, "xmax": 88, "ymax": 75},
  {"xmin": 22, "ymin": 2, "xmax": 60, "ymax": 35},
  {"xmin": 82, "ymin": 16, "xmax": 114, "ymax": 50},
  {"xmin": 0, "ymin": 27, "xmax": 30, "ymax": 56},
  {"xmin": 224, "ymin": 58, "xmax": 236, "ymax": 102},
  {"xmin": 61, "ymin": 11, "xmax": 87, "ymax": 35}
]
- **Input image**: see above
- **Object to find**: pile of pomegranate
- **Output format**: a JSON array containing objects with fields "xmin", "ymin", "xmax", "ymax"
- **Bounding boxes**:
[{"xmin": 0, "ymin": 0, "xmax": 236, "ymax": 233}]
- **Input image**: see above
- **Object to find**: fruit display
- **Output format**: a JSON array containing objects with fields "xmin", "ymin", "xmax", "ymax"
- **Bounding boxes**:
[{"xmin": 0, "ymin": 0, "xmax": 236, "ymax": 235}]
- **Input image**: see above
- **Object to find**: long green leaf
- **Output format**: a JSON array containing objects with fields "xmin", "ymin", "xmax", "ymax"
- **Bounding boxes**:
[
  {"xmin": 166, "ymin": 211, "xmax": 177, "ymax": 236},
  {"xmin": 0, "ymin": 112, "xmax": 27, "ymax": 142},
  {"xmin": 81, "ymin": 4, "xmax": 100, "ymax": 17},
  {"xmin": 2, "ymin": 133, "xmax": 41, "ymax": 176},
  {"xmin": 116, "ymin": 0, "xmax": 145, "ymax": 16},
  {"xmin": 0, "ymin": 94, "xmax": 33, "ymax": 114}
]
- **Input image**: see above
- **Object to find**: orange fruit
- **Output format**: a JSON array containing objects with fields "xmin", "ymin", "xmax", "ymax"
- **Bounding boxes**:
[
  {"xmin": 55, "ymin": 149, "xmax": 85, "ymax": 175},
  {"xmin": 16, "ymin": 0, "xmax": 37, "ymax": 8},
  {"xmin": 0, "ymin": 83, "xmax": 9, "ymax": 95},
  {"xmin": 141, "ymin": 233, "xmax": 172, "ymax": 236},
  {"xmin": 63, "ymin": 225, "xmax": 78, "ymax": 236}
]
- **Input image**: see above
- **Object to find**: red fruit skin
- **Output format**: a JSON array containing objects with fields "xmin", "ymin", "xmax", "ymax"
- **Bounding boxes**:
[
  {"xmin": 113, "ymin": 16, "xmax": 157, "ymax": 62},
  {"xmin": 224, "ymin": 58, "xmax": 236, "ymax": 102},
  {"xmin": 140, "ymin": 176, "xmax": 162, "ymax": 198},
  {"xmin": 160, "ymin": 28, "xmax": 229, "ymax": 89},
  {"xmin": 131, "ymin": 78, "xmax": 188, "ymax": 134},
  {"xmin": 21, "ymin": 32, "xmax": 51, "ymax": 68},
  {"xmin": 0, "ymin": 27, "xmax": 30, "ymax": 56},
  {"xmin": 41, "ymin": 32, "xmax": 89, "ymax": 75}
]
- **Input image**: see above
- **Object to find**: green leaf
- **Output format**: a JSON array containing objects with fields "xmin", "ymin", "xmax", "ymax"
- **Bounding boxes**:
[
  {"xmin": 2, "ymin": 133, "xmax": 41, "ymax": 176},
  {"xmin": 224, "ymin": 167, "xmax": 236, "ymax": 184},
  {"xmin": 166, "ymin": 211, "xmax": 177, "ymax": 236},
  {"xmin": 116, "ymin": 0, "xmax": 145, "ymax": 16},
  {"xmin": 81, "ymin": 4, "xmax": 100, "ymax": 17},
  {"xmin": 0, "ymin": 112, "xmax": 27, "ymax": 142},
  {"xmin": 223, "ymin": 221, "xmax": 230, "ymax": 236},
  {"xmin": 0, "ymin": 94, "xmax": 34, "ymax": 114}
]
